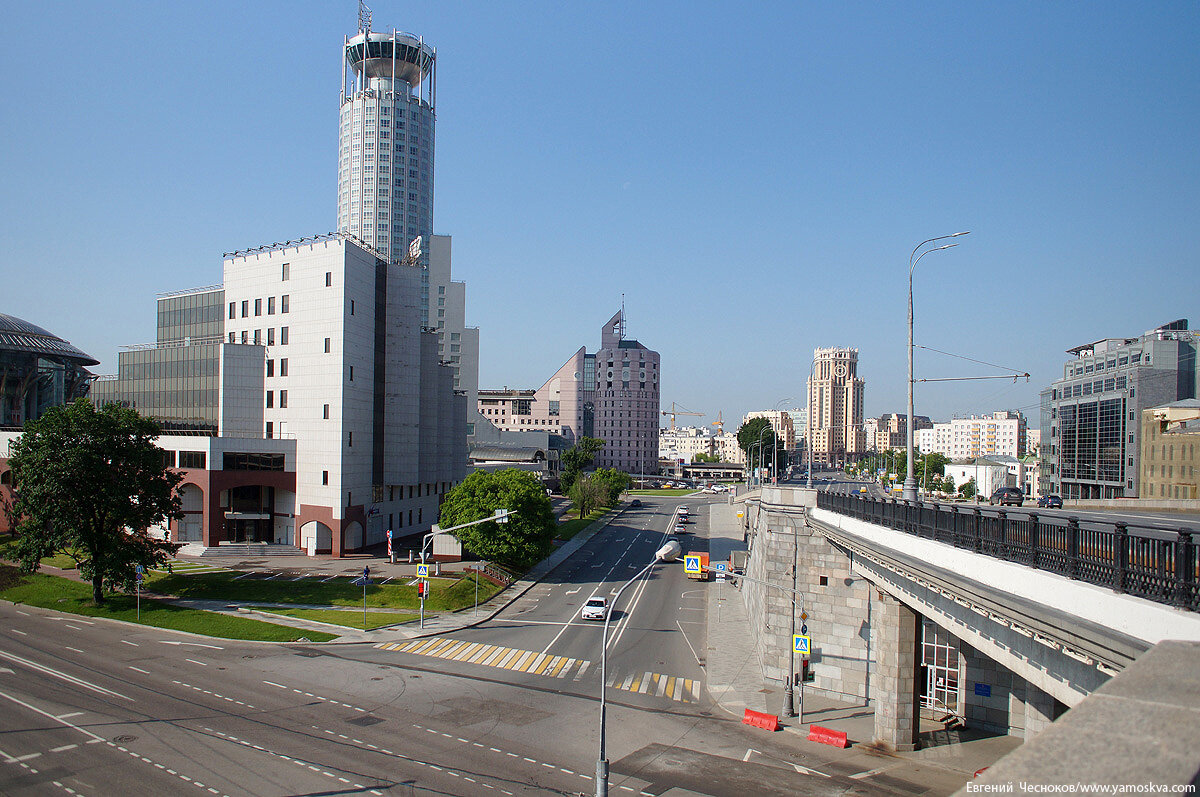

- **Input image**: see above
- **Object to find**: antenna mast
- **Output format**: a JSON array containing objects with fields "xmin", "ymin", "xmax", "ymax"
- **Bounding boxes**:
[{"xmin": 358, "ymin": 0, "xmax": 373, "ymax": 34}]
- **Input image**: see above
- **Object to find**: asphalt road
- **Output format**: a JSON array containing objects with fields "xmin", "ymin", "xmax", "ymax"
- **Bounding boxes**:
[{"xmin": 1, "ymin": 495, "xmax": 981, "ymax": 796}]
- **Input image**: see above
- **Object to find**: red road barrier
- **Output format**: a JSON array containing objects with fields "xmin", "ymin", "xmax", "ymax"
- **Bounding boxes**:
[
  {"xmin": 742, "ymin": 709, "xmax": 780, "ymax": 731},
  {"xmin": 807, "ymin": 725, "xmax": 849, "ymax": 748}
]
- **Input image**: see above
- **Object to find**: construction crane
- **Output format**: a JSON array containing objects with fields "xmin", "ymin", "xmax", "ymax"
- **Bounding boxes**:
[
  {"xmin": 711, "ymin": 411, "xmax": 725, "ymax": 436},
  {"xmin": 662, "ymin": 402, "xmax": 704, "ymax": 431}
]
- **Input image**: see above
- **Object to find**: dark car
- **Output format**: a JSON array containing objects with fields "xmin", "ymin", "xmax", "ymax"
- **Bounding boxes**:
[
  {"xmin": 988, "ymin": 487, "xmax": 1024, "ymax": 507},
  {"xmin": 630, "ymin": 499, "xmax": 642, "ymax": 508},
  {"xmin": 1036, "ymin": 494, "xmax": 1063, "ymax": 509}
]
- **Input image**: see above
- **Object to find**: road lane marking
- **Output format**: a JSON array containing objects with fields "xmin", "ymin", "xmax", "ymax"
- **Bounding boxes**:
[
  {"xmin": 56, "ymin": 712, "xmax": 84, "ymax": 719},
  {"xmin": 185, "ymin": 659, "xmax": 207, "ymax": 666},
  {"xmin": 64, "ymin": 647, "xmax": 85, "ymax": 654},
  {"xmin": 120, "ymin": 640, "xmax": 138, "ymax": 646},
  {"xmin": 377, "ymin": 638, "xmax": 588, "ymax": 681},
  {"xmin": 129, "ymin": 666, "xmax": 150, "ymax": 674},
  {"xmin": 0, "ymin": 690, "xmax": 107, "ymax": 741},
  {"xmin": 0, "ymin": 651, "xmax": 132, "ymax": 701},
  {"xmin": 10, "ymin": 629, "xmax": 27, "ymax": 636}
]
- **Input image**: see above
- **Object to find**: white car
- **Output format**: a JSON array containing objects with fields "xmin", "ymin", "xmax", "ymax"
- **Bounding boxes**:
[{"xmin": 581, "ymin": 596, "xmax": 609, "ymax": 621}]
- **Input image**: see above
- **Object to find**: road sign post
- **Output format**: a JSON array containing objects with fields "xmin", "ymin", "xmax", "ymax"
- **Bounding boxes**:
[
  {"xmin": 417, "ymin": 563, "xmax": 429, "ymax": 628},
  {"xmin": 387, "ymin": 529, "xmax": 394, "ymax": 564},
  {"xmin": 135, "ymin": 565, "xmax": 144, "ymax": 621}
]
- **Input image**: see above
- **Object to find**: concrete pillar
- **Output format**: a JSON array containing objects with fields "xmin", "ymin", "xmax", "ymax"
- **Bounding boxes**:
[
  {"xmin": 1023, "ymin": 681, "xmax": 1056, "ymax": 739},
  {"xmin": 871, "ymin": 590, "xmax": 920, "ymax": 752}
]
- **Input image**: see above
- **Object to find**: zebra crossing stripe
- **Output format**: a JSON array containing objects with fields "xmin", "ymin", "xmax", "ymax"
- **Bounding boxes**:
[
  {"xmin": 573, "ymin": 661, "xmax": 591, "ymax": 681},
  {"xmin": 373, "ymin": 638, "xmax": 591, "ymax": 682},
  {"xmin": 452, "ymin": 642, "xmax": 484, "ymax": 661},
  {"xmin": 481, "ymin": 647, "xmax": 509, "ymax": 667}
]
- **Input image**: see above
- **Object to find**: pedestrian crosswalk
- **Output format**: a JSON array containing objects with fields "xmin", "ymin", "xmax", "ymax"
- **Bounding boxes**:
[
  {"xmin": 607, "ymin": 670, "xmax": 702, "ymax": 703},
  {"xmin": 375, "ymin": 637, "xmax": 592, "ymax": 681}
]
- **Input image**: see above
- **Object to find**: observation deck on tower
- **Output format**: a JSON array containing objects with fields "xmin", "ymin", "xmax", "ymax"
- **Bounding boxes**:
[{"xmin": 344, "ymin": 30, "xmax": 435, "ymax": 104}]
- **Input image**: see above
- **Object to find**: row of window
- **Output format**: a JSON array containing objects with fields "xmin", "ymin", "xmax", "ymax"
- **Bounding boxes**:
[
  {"xmin": 228, "ymin": 327, "xmax": 288, "ymax": 346},
  {"xmin": 230, "ymin": 296, "xmax": 289, "ymax": 319},
  {"xmin": 1070, "ymin": 351, "xmax": 1142, "ymax": 377}
]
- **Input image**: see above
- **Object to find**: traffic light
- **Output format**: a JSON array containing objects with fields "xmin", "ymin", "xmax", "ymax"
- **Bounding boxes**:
[{"xmin": 417, "ymin": 581, "xmax": 428, "ymax": 598}]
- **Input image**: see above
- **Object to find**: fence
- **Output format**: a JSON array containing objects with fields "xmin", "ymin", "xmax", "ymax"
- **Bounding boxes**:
[{"xmin": 816, "ymin": 492, "xmax": 1199, "ymax": 612}]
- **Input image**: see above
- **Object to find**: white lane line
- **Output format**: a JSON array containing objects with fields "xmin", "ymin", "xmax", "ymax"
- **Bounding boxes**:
[
  {"xmin": 128, "ymin": 666, "xmax": 150, "ymax": 674},
  {"xmin": 160, "ymin": 641, "xmax": 223, "ymax": 650},
  {"xmin": 184, "ymin": 659, "xmax": 207, "ymax": 666},
  {"xmin": 10, "ymin": 629, "xmax": 27, "ymax": 636},
  {"xmin": 676, "ymin": 620, "xmax": 704, "ymax": 667},
  {"xmin": 56, "ymin": 712, "xmax": 84, "ymax": 720},
  {"xmin": 50, "ymin": 617, "xmax": 95, "ymax": 625},
  {"xmin": 0, "ymin": 651, "xmax": 132, "ymax": 701},
  {"xmin": 0, "ymin": 690, "xmax": 107, "ymax": 741},
  {"xmin": 50, "ymin": 744, "xmax": 78, "ymax": 753},
  {"xmin": 64, "ymin": 647, "xmax": 84, "ymax": 654},
  {"xmin": 121, "ymin": 640, "xmax": 139, "ymax": 647},
  {"xmin": 64, "ymin": 625, "xmax": 83, "ymax": 631},
  {"xmin": 15, "ymin": 610, "xmax": 29, "ymax": 616},
  {"xmin": 263, "ymin": 681, "xmax": 287, "ymax": 689}
]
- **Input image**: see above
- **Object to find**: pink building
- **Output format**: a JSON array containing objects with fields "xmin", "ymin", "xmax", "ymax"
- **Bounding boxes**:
[{"xmin": 478, "ymin": 310, "xmax": 660, "ymax": 475}]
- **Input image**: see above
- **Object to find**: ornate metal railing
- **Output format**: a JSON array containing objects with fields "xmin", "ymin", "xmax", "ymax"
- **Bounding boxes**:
[{"xmin": 816, "ymin": 492, "xmax": 1200, "ymax": 612}]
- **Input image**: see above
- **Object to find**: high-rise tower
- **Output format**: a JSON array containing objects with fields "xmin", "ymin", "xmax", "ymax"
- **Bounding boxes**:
[
  {"xmin": 807, "ymin": 347, "xmax": 866, "ymax": 467},
  {"xmin": 338, "ymin": 9, "xmax": 436, "ymax": 266}
]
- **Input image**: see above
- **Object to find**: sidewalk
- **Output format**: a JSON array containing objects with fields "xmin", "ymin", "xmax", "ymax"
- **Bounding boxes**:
[{"xmin": 701, "ymin": 499, "xmax": 1020, "ymax": 777}]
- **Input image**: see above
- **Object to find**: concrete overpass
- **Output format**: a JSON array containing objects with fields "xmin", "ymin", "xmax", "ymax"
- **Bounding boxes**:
[{"xmin": 737, "ymin": 486, "xmax": 1200, "ymax": 752}]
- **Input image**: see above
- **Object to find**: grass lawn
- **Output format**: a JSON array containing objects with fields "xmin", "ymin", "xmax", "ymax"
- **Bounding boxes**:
[
  {"xmin": 555, "ymin": 507, "xmax": 612, "ymax": 541},
  {"xmin": 0, "ymin": 534, "xmax": 82, "ymax": 570},
  {"xmin": 255, "ymin": 607, "xmax": 418, "ymax": 630},
  {"xmin": 145, "ymin": 570, "xmax": 501, "ymax": 613},
  {"xmin": 0, "ymin": 565, "xmax": 335, "ymax": 642}
]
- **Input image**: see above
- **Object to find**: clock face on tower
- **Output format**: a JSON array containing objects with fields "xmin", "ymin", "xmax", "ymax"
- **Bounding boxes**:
[{"xmin": 834, "ymin": 363, "xmax": 848, "ymax": 378}]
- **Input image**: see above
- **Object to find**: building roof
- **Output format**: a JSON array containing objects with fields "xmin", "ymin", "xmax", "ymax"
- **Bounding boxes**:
[
  {"xmin": 468, "ymin": 446, "xmax": 546, "ymax": 463},
  {"xmin": 0, "ymin": 313, "xmax": 99, "ymax": 366}
]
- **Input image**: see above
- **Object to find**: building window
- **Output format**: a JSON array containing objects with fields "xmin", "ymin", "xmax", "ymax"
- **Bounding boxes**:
[
  {"xmin": 228, "ymin": 301, "xmax": 236, "ymax": 319},
  {"xmin": 228, "ymin": 332, "xmax": 236, "ymax": 343},
  {"xmin": 280, "ymin": 327, "xmax": 288, "ymax": 345},
  {"xmin": 280, "ymin": 358, "xmax": 288, "ymax": 376},
  {"xmin": 279, "ymin": 390, "xmax": 288, "ymax": 409},
  {"xmin": 253, "ymin": 329, "xmax": 262, "ymax": 345},
  {"xmin": 348, "ymin": 431, "xmax": 353, "ymax": 447},
  {"xmin": 266, "ymin": 360, "xmax": 274, "ymax": 378},
  {"xmin": 322, "ymin": 470, "xmax": 329, "ymax": 486},
  {"xmin": 178, "ymin": 451, "xmax": 206, "ymax": 469},
  {"xmin": 241, "ymin": 300, "xmax": 249, "ymax": 318},
  {"xmin": 350, "ymin": 300, "xmax": 355, "ymax": 315},
  {"xmin": 323, "ymin": 403, "xmax": 330, "ymax": 419},
  {"xmin": 266, "ymin": 421, "xmax": 273, "ymax": 439},
  {"xmin": 266, "ymin": 391, "xmax": 273, "ymax": 408},
  {"xmin": 240, "ymin": 330, "xmax": 248, "ymax": 344},
  {"xmin": 267, "ymin": 328, "xmax": 275, "ymax": 346},
  {"xmin": 268, "ymin": 296, "xmax": 276, "ymax": 315},
  {"xmin": 254, "ymin": 298, "xmax": 262, "ymax": 316},
  {"xmin": 349, "ymin": 365, "xmax": 354, "ymax": 381},
  {"xmin": 282, "ymin": 263, "xmax": 290, "ymax": 281},
  {"xmin": 281, "ymin": 295, "xmax": 289, "ymax": 313},
  {"xmin": 324, "ymin": 337, "xmax": 331, "ymax": 353}
]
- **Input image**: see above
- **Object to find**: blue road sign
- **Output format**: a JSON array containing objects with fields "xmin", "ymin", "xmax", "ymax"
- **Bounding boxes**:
[
  {"xmin": 352, "ymin": 576, "xmax": 372, "ymax": 587},
  {"xmin": 713, "ymin": 562, "xmax": 728, "ymax": 572},
  {"xmin": 684, "ymin": 555, "xmax": 701, "ymax": 574},
  {"xmin": 793, "ymin": 634, "xmax": 811, "ymax": 654},
  {"xmin": 416, "ymin": 564, "xmax": 429, "ymax": 578}
]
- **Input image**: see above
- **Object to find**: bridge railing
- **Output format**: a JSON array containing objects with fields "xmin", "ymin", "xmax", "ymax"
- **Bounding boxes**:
[{"xmin": 816, "ymin": 492, "xmax": 1200, "ymax": 612}]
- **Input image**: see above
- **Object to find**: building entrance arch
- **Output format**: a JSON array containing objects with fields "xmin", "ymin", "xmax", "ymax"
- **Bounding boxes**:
[{"xmin": 300, "ymin": 521, "xmax": 333, "ymax": 555}]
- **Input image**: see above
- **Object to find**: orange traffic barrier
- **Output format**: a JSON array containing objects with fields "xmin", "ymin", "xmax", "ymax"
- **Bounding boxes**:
[
  {"xmin": 742, "ymin": 709, "xmax": 780, "ymax": 731},
  {"xmin": 807, "ymin": 724, "xmax": 849, "ymax": 748}
]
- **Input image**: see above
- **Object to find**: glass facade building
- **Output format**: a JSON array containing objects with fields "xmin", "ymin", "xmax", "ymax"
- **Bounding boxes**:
[{"xmin": 1042, "ymin": 319, "xmax": 1198, "ymax": 498}]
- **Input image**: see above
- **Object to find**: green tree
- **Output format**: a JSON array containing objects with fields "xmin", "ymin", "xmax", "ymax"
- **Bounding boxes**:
[
  {"xmin": 438, "ymin": 469, "xmax": 555, "ymax": 570},
  {"xmin": 559, "ymin": 436, "xmax": 605, "ymax": 493},
  {"xmin": 568, "ymin": 473, "xmax": 608, "ymax": 519},
  {"xmin": 736, "ymin": 419, "xmax": 787, "ymax": 474},
  {"xmin": 940, "ymin": 474, "xmax": 956, "ymax": 494},
  {"xmin": 6, "ymin": 399, "xmax": 182, "ymax": 605},
  {"xmin": 959, "ymin": 477, "xmax": 977, "ymax": 500},
  {"xmin": 591, "ymin": 467, "xmax": 632, "ymax": 506},
  {"xmin": 693, "ymin": 452, "xmax": 719, "ymax": 463}
]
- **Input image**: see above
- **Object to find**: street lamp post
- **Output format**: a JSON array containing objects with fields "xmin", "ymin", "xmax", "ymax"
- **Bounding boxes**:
[
  {"xmin": 596, "ymin": 539, "xmax": 681, "ymax": 797},
  {"xmin": 806, "ymin": 358, "xmax": 816, "ymax": 489},
  {"xmin": 904, "ymin": 232, "xmax": 969, "ymax": 502},
  {"xmin": 772, "ymin": 398, "xmax": 792, "ymax": 485},
  {"xmin": 419, "ymin": 508, "xmax": 511, "ymax": 628}
]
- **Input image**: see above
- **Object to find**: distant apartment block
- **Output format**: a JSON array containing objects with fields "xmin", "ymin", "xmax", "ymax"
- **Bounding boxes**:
[
  {"xmin": 949, "ymin": 411, "xmax": 1026, "ymax": 460},
  {"xmin": 714, "ymin": 432, "xmax": 746, "ymax": 465},
  {"xmin": 478, "ymin": 310, "xmax": 659, "ymax": 475},
  {"xmin": 1042, "ymin": 319, "xmax": 1199, "ymax": 499},
  {"xmin": 660, "ymin": 425, "xmax": 714, "ymax": 463},
  {"xmin": 916, "ymin": 422, "xmax": 953, "ymax": 456},
  {"xmin": 743, "ymin": 410, "xmax": 796, "ymax": 450}
]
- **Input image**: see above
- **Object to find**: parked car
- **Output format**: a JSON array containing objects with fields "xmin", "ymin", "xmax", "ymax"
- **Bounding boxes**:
[
  {"xmin": 1036, "ymin": 494, "xmax": 1063, "ymax": 509},
  {"xmin": 630, "ymin": 498, "xmax": 642, "ymax": 508},
  {"xmin": 581, "ymin": 596, "xmax": 609, "ymax": 621},
  {"xmin": 988, "ymin": 487, "xmax": 1025, "ymax": 506}
]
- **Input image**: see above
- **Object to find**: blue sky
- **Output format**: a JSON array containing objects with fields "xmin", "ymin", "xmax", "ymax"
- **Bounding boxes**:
[{"xmin": 3, "ymin": 1, "xmax": 1198, "ymax": 428}]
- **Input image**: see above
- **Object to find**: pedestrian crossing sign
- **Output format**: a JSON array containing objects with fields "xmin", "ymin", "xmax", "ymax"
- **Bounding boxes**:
[
  {"xmin": 684, "ymin": 555, "xmax": 701, "ymax": 574},
  {"xmin": 793, "ymin": 634, "xmax": 811, "ymax": 654},
  {"xmin": 417, "ymin": 564, "xmax": 429, "ymax": 578}
]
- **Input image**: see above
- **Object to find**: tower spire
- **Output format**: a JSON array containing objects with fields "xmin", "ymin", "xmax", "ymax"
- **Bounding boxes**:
[{"xmin": 358, "ymin": 0, "xmax": 372, "ymax": 34}]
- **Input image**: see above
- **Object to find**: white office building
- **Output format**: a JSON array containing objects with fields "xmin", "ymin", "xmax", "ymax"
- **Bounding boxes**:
[
  {"xmin": 949, "ymin": 411, "xmax": 1026, "ymax": 460},
  {"xmin": 659, "ymin": 425, "xmax": 715, "ymax": 463}
]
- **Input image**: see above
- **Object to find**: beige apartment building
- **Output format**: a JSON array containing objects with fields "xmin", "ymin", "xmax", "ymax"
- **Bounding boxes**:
[
  {"xmin": 659, "ymin": 425, "xmax": 715, "ymax": 463},
  {"xmin": 807, "ymin": 347, "xmax": 866, "ymax": 465},
  {"xmin": 950, "ymin": 411, "xmax": 1026, "ymax": 459},
  {"xmin": 714, "ymin": 432, "xmax": 746, "ymax": 464},
  {"xmin": 1140, "ymin": 399, "xmax": 1200, "ymax": 500},
  {"xmin": 743, "ymin": 410, "xmax": 796, "ymax": 450}
]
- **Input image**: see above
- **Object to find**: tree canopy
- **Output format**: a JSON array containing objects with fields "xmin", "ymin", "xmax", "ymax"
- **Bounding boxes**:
[
  {"xmin": 438, "ymin": 469, "xmax": 555, "ymax": 570},
  {"xmin": 559, "ymin": 436, "xmax": 605, "ymax": 493},
  {"xmin": 591, "ymin": 467, "xmax": 632, "ymax": 506},
  {"xmin": 6, "ymin": 399, "xmax": 182, "ymax": 605},
  {"xmin": 736, "ymin": 419, "xmax": 787, "ymax": 473},
  {"xmin": 568, "ymin": 473, "xmax": 607, "ymax": 519}
]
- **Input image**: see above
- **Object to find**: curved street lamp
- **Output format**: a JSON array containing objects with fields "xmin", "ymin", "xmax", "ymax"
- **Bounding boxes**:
[{"xmin": 904, "ymin": 232, "xmax": 969, "ymax": 502}]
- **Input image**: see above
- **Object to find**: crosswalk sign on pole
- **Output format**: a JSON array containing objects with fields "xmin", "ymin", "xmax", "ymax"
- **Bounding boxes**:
[
  {"xmin": 416, "ymin": 564, "xmax": 429, "ymax": 578},
  {"xmin": 793, "ymin": 634, "xmax": 811, "ymax": 654},
  {"xmin": 684, "ymin": 555, "xmax": 701, "ymax": 574}
]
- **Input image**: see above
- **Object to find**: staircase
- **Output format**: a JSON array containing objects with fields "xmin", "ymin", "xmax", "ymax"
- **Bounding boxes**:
[{"xmin": 196, "ymin": 543, "xmax": 307, "ymax": 557}]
